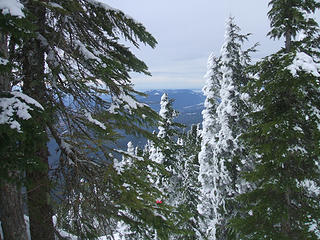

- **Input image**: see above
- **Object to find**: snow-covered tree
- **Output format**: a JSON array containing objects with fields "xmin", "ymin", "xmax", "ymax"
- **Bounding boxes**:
[
  {"xmin": 146, "ymin": 93, "xmax": 198, "ymax": 239},
  {"xmin": 198, "ymin": 53, "xmax": 222, "ymax": 239},
  {"xmin": 199, "ymin": 17, "xmax": 255, "ymax": 240},
  {"xmin": 179, "ymin": 124, "xmax": 205, "ymax": 239},
  {"xmin": 232, "ymin": 1, "xmax": 320, "ymax": 239}
]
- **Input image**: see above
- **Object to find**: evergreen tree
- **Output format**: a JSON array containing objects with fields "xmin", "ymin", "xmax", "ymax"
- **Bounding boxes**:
[
  {"xmin": 198, "ymin": 53, "xmax": 222, "ymax": 240},
  {"xmin": 198, "ymin": 17, "xmax": 255, "ymax": 240},
  {"xmin": 0, "ymin": 2, "xmax": 42, "ymax": 239},
  {"xmin": 180, "ymin": 124, "xmax": 205, "ymax": 239},
  {"xmin": 2, "ymin": 0, "xmax": 179, "ymax": 239},
  {"xmin": 147, "ymin": 93, "xmax": 195, "ymax": 239},
  {"xmin": 232, "ymin": 1, "xmax": 320, "ymax": 239}
]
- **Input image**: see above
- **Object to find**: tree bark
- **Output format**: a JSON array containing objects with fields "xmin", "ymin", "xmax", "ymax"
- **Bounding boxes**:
[
  {"xmin": 22, "ymin": 1, "xmax": 55, "ymax": 240},
  {"xmin": 285, "ymin": 29, "xmax": 292, "ymax": 53},
  {"xmin": 0, "ymin": 31, "xmax": 10, "ymax": 92},
  {"xmin": 0, "ymin": 183, "xmax": 28, "ymax": 240},
  {"xmin": 0, "ymin": 32, "xmax": 29, "ymax": 240}
]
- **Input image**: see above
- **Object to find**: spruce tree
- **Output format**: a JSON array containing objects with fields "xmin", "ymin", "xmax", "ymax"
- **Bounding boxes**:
[
  {"xmin": 147, "ymin": 93, "xmax": 195, "ymax": 239},
  {"xmin": 2, "ymin": 0, "xmax": 179, "ymax": 239},
  {"xmin": 198, "ymin": 53, "xmax": 222, "ymax": 240},
  {"xmin": 180, "ymin": 124, "xmax": 204, "ymax": 239},
  {"xmin": 232, "ymin": 1, "xmax": 320, "ymax": 239},
  {"xmin": 198, "ymin": 17, "xmax": 255, "ymax": 240},
  {"xmin": 0, "ymin": 3, "xmax": 42, "ymax": 239}
]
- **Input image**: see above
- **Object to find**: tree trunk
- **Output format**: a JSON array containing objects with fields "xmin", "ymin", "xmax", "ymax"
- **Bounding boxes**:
[
  {"xmin": 285, "ymin": 29, "xmax": 292, "ymax": 53},
  {"xmin": 0, "ymin": 183, "xmax": 28, "ymax": 240},
  {"xmin": 22, "ymin": 1, "xmax": 55, "ymax": 240},
  {"xmin": 0, "ymin": 32, "xmax": 29, "ymax": 240},
  {"xmin": 0, "ymin": 31, "xmax": 9, "ymax": 92}
]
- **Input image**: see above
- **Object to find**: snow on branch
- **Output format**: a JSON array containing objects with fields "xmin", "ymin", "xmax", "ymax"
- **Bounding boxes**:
[
  {"xmin": 86, "ymin": 0, "xmax": 118, "ymax": 12},
  {"xmin": 84, "ymin": 110, "xmax": 106, "ymax": 130},
  {"xmin": 0, "ymin": 92, "xmax": 44, "ymax": 132},
  {"xmin": 0, "ymin": 0, "xmax": 24, "ymax": 17},
  {"xmin": 86, "ymin": 0, "xmax": 140, "ymax": 25},
  {"xmin": 287, "ymin": 52, "xmax": 320, "ymax": 77},
  {"xmin": 74, "ymin": 40, "xmax": 101, "ymax": 62},
  {"xmin": 109, "ymin": 89, "xmax": 146, "ymax": 114},
  {"xmin": 0, "ymin": 57, "xmax": 9, "ymax": 66}
]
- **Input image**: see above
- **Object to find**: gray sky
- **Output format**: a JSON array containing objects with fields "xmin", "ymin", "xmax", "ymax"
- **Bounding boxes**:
[{"xmin": 105, "ymin": 0, "xmax": 283, "ymax": 90}]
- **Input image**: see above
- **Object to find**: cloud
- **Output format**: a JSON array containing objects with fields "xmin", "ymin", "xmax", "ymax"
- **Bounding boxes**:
[
  {"xmin": 104, "ymin": 0, "xmax": 283, "ymax": 89},
  {"xmin": 131, "ymin": 57, "xmax": 208, "ymax": 90}
]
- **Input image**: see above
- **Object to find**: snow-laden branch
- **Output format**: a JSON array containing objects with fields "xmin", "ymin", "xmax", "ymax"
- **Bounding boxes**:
[
  {"xmin": 0, "ymin": 0, "xmax": 24, "ymax": 17},
  {"xmin": 0, "ymin": 92, "xmax": 44, "ymax": 132},
  {"xmin": 84, "ymin": 110, "xmax": 106, "ymax": 130},
  {"xmin": 287, "ymin": 52, "xmax": 320, "ymax": 77},
  {"xmin": 109, "ymin": 89, "xmax": 146, "ymax": 114}
]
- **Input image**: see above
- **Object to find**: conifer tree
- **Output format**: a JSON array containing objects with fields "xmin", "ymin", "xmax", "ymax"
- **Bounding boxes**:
[
  {"xmin": 0, "ymin": 2, "xmax": 43, "ymax": 239},
  {"xmin": 198, "ymin": 53, "xmax": 222, "ymax": 239},
  {"xmin": 199, "ymin": 17, "xmax": 255, "ymax": 240},
  {"xmin": 1, "ymin": 0, "xmax": 179, "ymax": 239},
  {"xmin": 232, "ymin": 1, "xmax": 320, "ymax": 239},
  {"xmin": 180, "ymin": 124, "xmax": 205, "ymax": 239},
  {"xmin": 147, "ymin": 93, "xmax": 196, "ymax": 239}
]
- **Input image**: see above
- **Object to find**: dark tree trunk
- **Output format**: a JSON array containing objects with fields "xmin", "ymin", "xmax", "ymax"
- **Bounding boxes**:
[
  {"xmin": 0, "ymin": 32, "xmax": 9, "ymax": 92},
  {"xmin": 22, "ymin": 1, "xmax": 55, "ymax": 240},
  {"xmin": 285, "ymin": 29, "xmax": 292, "ymax": 53},
  {"xmin": 0, "ymin": 32, "xmax": 29, "ymax": 240},
  {"xmin": 0, "ymin": 183, "xmax": 28, "ymax": 240}
]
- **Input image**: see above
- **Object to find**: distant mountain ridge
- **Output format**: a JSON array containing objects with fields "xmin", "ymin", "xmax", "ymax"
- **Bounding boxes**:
[{"xmin": 137, "ymin": 89, "xmax": 205, "ymax": 126}]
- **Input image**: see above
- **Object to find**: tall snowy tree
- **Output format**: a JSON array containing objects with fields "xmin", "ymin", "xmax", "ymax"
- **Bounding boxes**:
[
  {"xmin": 147, "ymin": 93, "xmax": 195, "ymax": 239},
  {"xmin": 198, "ymin": 17, "xmax": 255, "ymax": 240},
  {"xmin": 179, "ymin": 124, "xmax": 205, "ymax": 239},
  {"xmin": 198, "ymin": 53, "xmax": 222, "ymax": 240},
  {"xmin": 232, "ymin": 1, "xmax": 320, "ymax": 239}
]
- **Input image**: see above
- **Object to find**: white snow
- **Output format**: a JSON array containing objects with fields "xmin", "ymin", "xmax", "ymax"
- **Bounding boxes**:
[
  {"xmin": 74, "ymin": 40, "xmax": 101, "ymax": 62},
  {"xmin": 158, "ymin": 93, "xmax": 172, "ymax": 139},
  {"xmin": 113, "ymin": 158, "xmax": 125, "ymax": 174},
  {"xmin": 287, "ymin": 52, "xmax": 320, "ymax": 77},
  {"xmin": 0, "ymin": 92, "xmax": 43, "ymax": 132},
  {"xmin": 11, "ymin": 92, "xmax": 44, "ymax": 110},
  {"xmin": 48, "ymin": 2, "xmax": 63, "ymax": 9},
  {"xmin": 84, "ymin": 110, "xmax": 107, "ymax": 130},
  {"xmin": 87, "ymin": 0, "xmax": 117, "ymax": 12},
  {"xmin": 198, "ymin": 52, "xmax": 222, "ymax": 240},
  {"xmin": 297, "ymin": 180, "xmax": 320, "ymax": 196},
  {"xmin": 0, "ymin": 57, "xmax": 9, "ymax": 65},
  {"xmin": 60, "ymin": 138, "xmax": 73, "ymax": 160},
  {"xmin": 0, "ymin": 0, "xmax": 24, "ymax": 17},
  {"xmin": 109, "ymin": 89, "xmax": 146, "ymax": 114}
]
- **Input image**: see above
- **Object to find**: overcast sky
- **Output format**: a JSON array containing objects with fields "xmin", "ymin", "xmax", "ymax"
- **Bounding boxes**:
[{"xmin": 104, "ymin": 0, "xmax": 284, "ymax": 90}]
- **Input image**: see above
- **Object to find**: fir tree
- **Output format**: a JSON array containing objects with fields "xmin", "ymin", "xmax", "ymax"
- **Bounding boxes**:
[
  {"xmin": 147, "ymin": 93, "xmax": 195, "ymax": 239},
  {"xmin": 1, "ymin": 0, "xmax": 179, "ymax": 239},
  {"xmin": 180, "ymin": 124, "xmax": 205, "ymax": 239},
  {"xmin": 232, "ymin": 1, "xmax": 320, "ymax": 239},
  {"xmin": 0, "ymin": 3, "xmax": 43, "ymax": 239},
  {"xmin": 199, "ymin": 17, "xmax": 255, "ymax": 240},
  {"xmin": 198, "ymin": 53, "xmax": 222, "ymax": 240}
]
